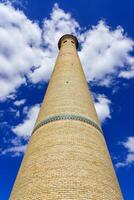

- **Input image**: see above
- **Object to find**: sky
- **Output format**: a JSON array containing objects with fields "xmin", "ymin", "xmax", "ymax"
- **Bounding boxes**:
[{"xmin": 0, "ymin": 0, "xmax": 134, "ymax": 199}]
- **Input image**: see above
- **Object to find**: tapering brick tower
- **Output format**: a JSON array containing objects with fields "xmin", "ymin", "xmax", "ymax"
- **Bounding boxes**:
[{"xmin": 10, "ymin": 34, "xmax": 123, "ymax": 200}]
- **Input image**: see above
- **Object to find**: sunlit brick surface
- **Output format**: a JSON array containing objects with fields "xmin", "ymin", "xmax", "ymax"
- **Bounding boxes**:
[{"xmin": 10, "ymin": 35, "xmax": 123, "ymax": 200}]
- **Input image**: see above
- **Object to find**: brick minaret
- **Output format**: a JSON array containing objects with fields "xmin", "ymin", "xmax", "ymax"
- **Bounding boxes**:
[{"xmin": 10, "ymin": 34, "xmax": 123, "ymax": 199}]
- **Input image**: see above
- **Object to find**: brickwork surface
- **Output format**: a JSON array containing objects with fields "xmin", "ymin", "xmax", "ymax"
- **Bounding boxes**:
[{"xmin": 10, "ymin": 35, "xmax": 123, "ymax": 199}]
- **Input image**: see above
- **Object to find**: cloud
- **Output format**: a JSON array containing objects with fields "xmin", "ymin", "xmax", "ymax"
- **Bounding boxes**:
[
  {"xmin": 119, "ymin": 65, "xmax": 134, "ymax": 79},
  {"xmin": 0, "ymin": 0, "xmax": 26, "ymax": 7},
  {"xmin": 28, "ymin": 3, "xmax": 80, "ymax": 83},
  {"xmin": 0, "ymin": 3, "xmax": 134, "ymax": 100},
  {"xmin": 12, "ymin": 104, "xmax": 40, "ymax": 137},
  {"xmin": 94, "ymin": 95, "xmax": 111, "ymax": 123},
  {"xmin": 79, "ymin": 21, "xmax": 134, "ymax": 85},
  {"xmin": 123, "ymin": 137, "xmax": 134, "ymax": 152},
  {"xmin": 116, "ymin": 137, "xmax": 134, "ymax": 168},
  {"xmin": 1, "ymin": 104, "xmax": 39, "ymax": 156},
  {"xmin": 1, "ymin": 144, "xmax": 27, "ymax": 156},
  {"xmin": 14, "ymin": 99, "xmax": 26, "ymax": 106},
  {"xmin": 0, "ymin": 3, "xmax": 79, "ymax": 98},
  {"xmin": 119, "ymin": 53, "xmax": 134, "ymax": 79},
  {"xmin": 0, "ymin": 3, "xmax": 44, "ymax": 100}
]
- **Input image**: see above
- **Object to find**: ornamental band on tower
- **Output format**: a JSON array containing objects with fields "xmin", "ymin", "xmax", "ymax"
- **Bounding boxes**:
[{"xmin": 10, "ymin": 34, "xmax": 123, "ymax": 199}]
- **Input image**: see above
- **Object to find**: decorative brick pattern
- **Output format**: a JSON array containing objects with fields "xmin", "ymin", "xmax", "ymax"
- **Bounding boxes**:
[{"xmin": 32, "ymin": 114, "xmax": 103, "ymax": 134}]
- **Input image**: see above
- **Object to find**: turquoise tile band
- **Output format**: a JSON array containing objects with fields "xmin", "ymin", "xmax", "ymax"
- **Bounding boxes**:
[{"xmin": 32, "ymin": 114, "xmax": 103, "ymax": 134}]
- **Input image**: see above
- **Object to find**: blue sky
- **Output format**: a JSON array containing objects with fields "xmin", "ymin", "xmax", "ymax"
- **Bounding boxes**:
[{"xmin": 0, "ymin": 0, "xmax": 134, "ymax": 199}]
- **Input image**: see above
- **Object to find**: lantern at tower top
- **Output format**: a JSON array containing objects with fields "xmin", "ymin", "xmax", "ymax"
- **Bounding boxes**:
[{"xmin": 58, "ymin": 34, "xmax": 79, "ymax": 49}]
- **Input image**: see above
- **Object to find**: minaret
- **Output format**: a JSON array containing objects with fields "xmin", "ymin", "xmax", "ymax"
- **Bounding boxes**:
[{"xmin": 10, "ymin": 34, "xmax": 123, "ymax": 199}]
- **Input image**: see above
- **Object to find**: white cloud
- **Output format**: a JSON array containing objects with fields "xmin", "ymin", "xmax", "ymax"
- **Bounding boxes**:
[
  {"xmin": 116, "ymin": 137, "xmax": 134, "ymax": 168},
  {"xmin": 123, "ymin": 137, "xmax": 134, "ymax": 152},
  {"xmin": 1, "ymin": 0, "xmax": 26, "ymax": 7},
  {"xmin": 0, "ymin": 3, "xmax": 44, "ymax": 100},
  {"xmin": 28, "ymin": 3, "xmax": 80, "ymax": 83},
  {"xmin": 0, "ymin": 3, "xmax": 134, "ymax": 100},
  {"xmin": 1, "ymin": 144, "xmax": 27, "ymax": 156},
  {"xmin": 119, "ymin": 68, "xmax": 134, "ymax": 79},
  {"xmin": 43, "ymin": 3, "xmax": 79, "ymax": 49},
  {"xmin": 94, "ymin": 95, "xmax": 111, "ymax": 123},
  {"xmin": 79, "ymin": 21, "xmax": 134, "ymax": 85},
  {"xmin": 0, "ymin": 3, "xmax": 80, "ymax": 98},
  {"xmin": 14, "ymin": 99, "xmax": 26, "ymax": 106},
  {"xmin": 12, "ymin": 104, "xmax": 40, "ymax": 137},
  {"xmin": 0, "ymin": 104, "xmax": 40, "ymax": 156},
  {"xmin": 119, "ymin": 56, "xmax": 134, "ymax": 78}
]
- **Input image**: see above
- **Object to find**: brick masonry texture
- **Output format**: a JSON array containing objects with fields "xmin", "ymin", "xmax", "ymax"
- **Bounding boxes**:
[{"xmin": 10, "ymin": 35, "xmax": 123, "ymax": 199}]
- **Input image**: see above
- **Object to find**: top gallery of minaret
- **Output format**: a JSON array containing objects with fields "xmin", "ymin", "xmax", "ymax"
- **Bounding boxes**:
[{"xmin": 10, "ymin": 34, "xmax": 123, "ymax": 200}]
